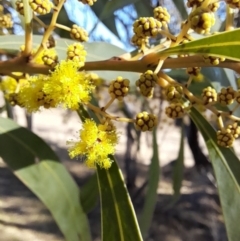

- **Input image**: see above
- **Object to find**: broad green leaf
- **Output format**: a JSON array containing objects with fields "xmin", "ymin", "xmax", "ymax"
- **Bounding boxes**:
[
  {"xmin": 139, "ymin": 129, "xmax": 160, "ymax": 238},
  {"xmin": 97, "ymin": 157, "xmax": 143, "ymax": 241},
  {"xmin": 0, "ymin": 117, "xmax": 91, "ymax": 241},
  {"xmin": 80, "ymin": 174, "xmax": 99, "ymax": 213},
  {"xmin": 0, "ymin": 35, "xmax": 139, "ymax": 81},
  {"xmin": 172, "ymin": 124, "xmax": 184, "ymax": 203},
  {"xmin": 189, "ymin": 108, "xmax": 240, "ymax": 241},
  {"xmin": 160, "ymin": 28, "xmax": 240, "ymax": 61},
  {"xmin": 172, "ymin": 0, "xmax": 188, "ymax": 20}
]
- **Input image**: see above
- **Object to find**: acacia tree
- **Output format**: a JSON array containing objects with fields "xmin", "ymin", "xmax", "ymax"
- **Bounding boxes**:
[{"xmin": 0, "ymin": 0, "xmax": 240, "ymax": 240}]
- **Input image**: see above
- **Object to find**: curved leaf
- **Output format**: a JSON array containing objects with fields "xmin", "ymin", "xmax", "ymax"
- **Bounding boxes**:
[
  {"xmin": 97, "ymin": 157, "xmax": 143, "ymax": 241},
  {"xmin": 189, "ymin": 108, "xmax": 240, "ymax": 241},
  {"xmin": 0, "ymin": 117, "xmax": 91, "ymax": 241},
  {"xmin": 161, "ymin": 29, "xmax": 240, "ymax": 61},
  {"xmin": 139, "ymin": 129, "xmax": 160, "ymax": 238}
]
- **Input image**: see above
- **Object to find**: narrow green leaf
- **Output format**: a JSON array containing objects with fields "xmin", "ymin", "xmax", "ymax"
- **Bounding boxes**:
[
  {"xmin": 0, "ymin": 117, "xmax": 91, "ymax": 241},
  {"xmin": 97, "ymin": 156, "xmax": 143, "ymax": 241},
  {"xmin": 160, "ymin": 29, "xmax": 240, "ymax": 61},
  {"xmin": 189, "ymin": 108, "xmax": 240, "ymax": 241},
  {"xmin": 172, "ymin": 0, "xmax": 188, "ymax": 20},
  {"xmin": 172, "ymin": 123, "xmax": 184, "ymax": 202},
  {"xmin": 139, "ymin": 129, "xmax": 160, "ymax": 238},
  {"xmin": 80, "ymin": 174, "xmax": 99, "ymax": 213}
]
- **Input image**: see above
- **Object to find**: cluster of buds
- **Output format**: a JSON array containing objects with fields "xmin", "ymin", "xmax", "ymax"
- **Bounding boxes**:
[
  {"xmin": 217, "ymin": 122, "xmax": 240, "ymax": 148},
  {"xmin": 133, "ymin": 17, "xmax": 162, "ymax": 38},
  {"xmin": 186, "ymin": 67, "xmax": 201, "ymax": 77},
  {"xmin": 201, "ymin": 86, "xmax": 217, "ymax": 105},
  {"xmin": 135, "ymin": 112, "xmax": 158, "ymax": 132},
  {"xmin": 42, "ymin": 50, "xmax": 58, "ymax": 68},
  {"xmin": 135, "ymin": 70, "xmax": 158, "ymax": 98},
  {"xmin": 108, "ymin": 76, "xmax": 130, "ymax": 101},
  {"xmin": 217, "ymin": 87, "xmax": 236, "ymax": 106},
  {"xmin": 131, "ymin": 34, "xmax": 149, "ymax": 49},
  {"xmin": 67, "ymin": 43, "xmax": 87, "ymax": 68},
  {"xmin": 0, "ymin": 14, "xmax": 13, "ymax": 29},
  {"xmin": 165, "ymin": 103, "xmax": 185, "ymax": 119},
  {"xmin": 15, "ymin": 0, "xmax": 24, "ymax": 15},
  {"xmin": 153, "ymin": 6, "xmax": 170, "ymax": 29},
  {"xmin": 165, "ymin": 85, "xmax": 183, "ymax": 102},
  {"xmin": 189, "ymin": 8, "xmax": 215, "ymax": 34},
  {"xmin": 29, "ymin": 0, "xmax": 53, "ymax": 15},
  {"xmin": 70, "ymin": 25, "xmax": 88, "ymax": 42}
]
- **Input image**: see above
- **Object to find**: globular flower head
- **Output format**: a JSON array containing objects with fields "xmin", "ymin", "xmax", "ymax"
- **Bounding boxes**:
[
  {"xmin": 66, "ymin": 42, "xmax": 87, "ymax": 68},
  {"xmin": 18, "ymin": 75, "xmax": 56, "ymax": 112},
  {"xmin": 131, "ymin": 34, "xmax": 149, "ymax": 50},
  {"xmin": 217, "ymin": 128, "xmax": 235, "ymax": 148},
  {"xmin": 165, "ymin": 103, "xmax": 185, "ymax": 119},
  {"xmin": 135, "ymin": 70, "xmax": 158, "ymax": 98},
  {"xmin": 133, "ymin": 17, "xmax": 162, "ymax": 38},
  {"xmin": 70, "ymin": 25, "xmax": 88, "ymax": 42},
  {"xmin": 201, "ymin": 86, "xmax": 217, "ymax": 105},
  {"xmin": 189, "ymin": 8, "xmax": 215, "ymax": 34},
  {"xmin": 68, "ymin": 119, "xmax": 118, "ymax": 169},
  {"xmin": 227, "ymin": 122, "xmax": 240, "ymax": 139},
  {"xmin": 0, "ymin": 74, "xmax": 28, "ymax": 105},
  {"xmin": 0, "ymin": 14, "xmax": 13, "ymax": 28},
  {"xmin": 135, "ymin": 112, "xmax": 158, "ymax": 131},
  {"xmin": 153, "ymin": 6, "xmax": 170, "ymax": 28},
  {"xmin": 29, "ymin": 0, "xmax": 53, "ymax": 15},
  {"xmin": 0, "ymin": 76, "xmax": 18, "ymax": 96},
  {"xmin": 43, "ymin": 60, "xmax": 95, "ymax": 110},
  {"xmin": 165, "ymin": 84, "xmax": 183, "ymax": 102},
  {"xmin": 108, "ymin": 76, "xmax": 130, "ymax": 101},
  {"xmin": 15, "ymin": 0, "xmax": 24, "ymax": 15},
  {"xmin": 42, "ymin": 48, "xmax": 59, "ymax": 68},
  {"xmin": 217, "ymin": 87, "xmax": 236, "ymax": 106}
]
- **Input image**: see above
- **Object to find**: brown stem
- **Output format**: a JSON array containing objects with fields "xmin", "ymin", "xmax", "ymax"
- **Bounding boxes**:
[
  {"xmin": 0, "ymin": 55, "xmax": 240, "ymax": 76},
  {"xmin": 32, "ymin": 0, "xmax": 66, "ymax": 60}
]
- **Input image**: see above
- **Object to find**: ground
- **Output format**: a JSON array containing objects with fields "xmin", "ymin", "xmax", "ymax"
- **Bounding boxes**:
[{"xmin": 0, "ymin": 106, "xmax": 229, "ymax": 241}]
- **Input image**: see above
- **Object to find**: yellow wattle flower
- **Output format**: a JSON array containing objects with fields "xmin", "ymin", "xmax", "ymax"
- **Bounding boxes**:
[{"xmin": 68, "ymin": 119, "xmax": 118, "ymax": 169}]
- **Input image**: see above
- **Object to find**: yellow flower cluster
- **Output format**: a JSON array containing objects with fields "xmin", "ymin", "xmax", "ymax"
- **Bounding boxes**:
[
  {"xmin": 18, "ymin": 60, "xmax": 95, "ymax": 112},
  {"xmin": 68, "ymin": 119, "xmax": 118, "ymax": 169}
]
